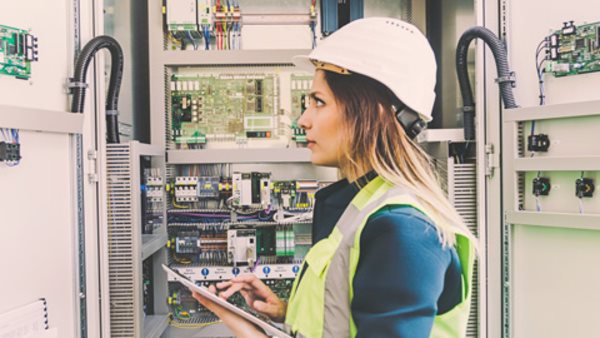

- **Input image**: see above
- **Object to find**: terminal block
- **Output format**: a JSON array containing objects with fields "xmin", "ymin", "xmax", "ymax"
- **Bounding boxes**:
[
  {"xmin": 533, "ymin": 177, "xmax": 551, "ymax": 196},
  {"xmin": 0, "ymin": 142, "xmax": 21, "ymax": 162},
  {"xmin": 175, "ymin": 231, "xmax": 201, "ymax": 254},
  {"xmin": 527, "ymin": 134, "xmax": 550, "ymax": 152},
  {"xmin": 576, "ymin": 178, "xmax": 595, "ymax": 198}
]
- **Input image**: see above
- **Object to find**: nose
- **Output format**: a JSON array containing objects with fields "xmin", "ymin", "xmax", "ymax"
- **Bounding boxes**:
[{"xmin": 298, "ymin": 107, "xmax": 311, "ymax": 130}]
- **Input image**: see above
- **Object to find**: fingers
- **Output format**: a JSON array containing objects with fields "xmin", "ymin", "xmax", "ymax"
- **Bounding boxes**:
[
  {"xmin": 216, "ymin": 280, "xmax": 232, "ymax": 289},
  {"xmin": 253, "ymin": 300, "xmax": 286, "ymax": 322},
  {"xmin": 231, "ymin": 274, "xmax": 274, "ymax": 298},
  {"xmin": 217, "ymin": 282, "xmax": 245, "ymax": 300},
  {"xmin": 239, "ymin": 289, "xmax": 255, "ymax": 308}
]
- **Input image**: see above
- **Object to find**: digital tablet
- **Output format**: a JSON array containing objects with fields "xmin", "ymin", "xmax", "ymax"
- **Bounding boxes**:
[{"xmin": 162, "ymin": 264, "xmax": 293, "ymax": 338}]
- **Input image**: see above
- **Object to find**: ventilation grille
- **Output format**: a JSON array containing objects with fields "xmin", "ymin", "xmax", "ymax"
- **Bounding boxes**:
[
  {"xmin": 517, "ymin": 123, "xmax": 526, "ymax": 209},
  {"xmin": 106, "ymin": 144, "xmax": 137, "ymax": 338},
  {"xmin": 165, "ymin": 67, "xmax": 173, "ymax": 150},
  {"xmin": 448, "ymin": 162, "xmax": 478, "ymax": 337}
]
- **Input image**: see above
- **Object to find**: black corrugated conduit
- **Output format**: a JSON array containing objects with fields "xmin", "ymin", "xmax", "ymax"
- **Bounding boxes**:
[
  {"xmin": 71, "ymin": 36, "xmax": 123, "ymax": 144},
  {"xmin": 456, "ymin": 27, "xmax": 518, "ymax": 141}
]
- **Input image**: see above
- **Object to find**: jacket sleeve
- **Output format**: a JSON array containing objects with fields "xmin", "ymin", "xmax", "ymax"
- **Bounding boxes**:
[{"xmin": 351, "ymin": 206, "xmax": 456, "ymax": 338}]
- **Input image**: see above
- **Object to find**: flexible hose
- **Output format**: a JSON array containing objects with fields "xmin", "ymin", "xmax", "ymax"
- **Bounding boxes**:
[
  {"xmin": 456, "ymin": 27, "xmax": 518, "ymax": 141},
  {"xmin": 71, "ymin": 35, "xmax": 124, "ymax": 144}
]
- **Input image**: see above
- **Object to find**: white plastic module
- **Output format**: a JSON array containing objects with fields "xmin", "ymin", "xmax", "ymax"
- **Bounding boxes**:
[
  {"xmin": 166, "ymin": 0, "xmax": 197, "ymax": 31},
  {"xmin": 197, "ymin": 0, "xmax": 212, "ymax": 27},
  {"xmin": 227, "ymin": 229, "xmax": 257, "ymax": 265},
  {"xmin": 174, "ymin": 176, "xmax": 200, "ymax": 202}
]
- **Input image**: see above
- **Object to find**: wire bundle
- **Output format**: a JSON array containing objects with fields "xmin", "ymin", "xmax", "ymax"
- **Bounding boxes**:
[{"xmin": 0, "ymin": 128, "xmax": 20, "ymax": 166}]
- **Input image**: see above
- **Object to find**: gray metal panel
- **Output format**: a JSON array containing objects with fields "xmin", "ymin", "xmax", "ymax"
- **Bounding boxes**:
[
  {"xmin": 0, "ymin": 105, "xmax": 83, "ymax": 134},
  {"xmin": 106, "ymin": 143, "xmax": 140, "ymax": 337},
  {"xmin": 168, "ymin": 148, "xmax": 312, "ymax": 164},
  {"xmin": 504, "ymin": 100, "xmax": 600, "ymax": 121},
  {"xmin": 506, "ymin": 211, "xmax": 600, "ymax": 231},
  {"xmin": 144, "ymin": 315, "xmax": 169, "ymax": 338},
  {"xmin": 513, "ymin": 157, "xmax": 600, "ymax": 171},
  {"xmin": 0, "ymin": 131, "xmax": 79, "ymax": 338},
  {"xmin": 503, "ymin": 99, "xmax": 600, "ymax": 337},
  {"xmin": 142, "ymin": 233, "xmax": 169, "ymax": 261},
  {"xmin": 160, "ymin": 49, "xmax": 310, "ymax": 66},
  {"xmin": 106, "ymin": 142, "xmax": 169, "ymax": 338},
  {"xmin": 476, "ymin": 1, "xmax": 502, "ymax": 337},
  {"xmin": 448, "ymin": 162, "xmax": 479, "ymax": 337}
]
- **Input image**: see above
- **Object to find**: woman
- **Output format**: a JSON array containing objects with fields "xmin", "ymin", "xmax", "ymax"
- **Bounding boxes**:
[{"xmin": 193, "ymin": 17, "xmax": 476, "ymax": 338}]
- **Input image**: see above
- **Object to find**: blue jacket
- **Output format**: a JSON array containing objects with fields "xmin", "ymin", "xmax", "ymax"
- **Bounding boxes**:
[{"xmin": 312, "ymin": 176, "xmax": 463, "ymax": 337}]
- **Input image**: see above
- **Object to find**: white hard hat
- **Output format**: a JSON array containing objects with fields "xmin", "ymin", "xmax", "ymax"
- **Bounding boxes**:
[{"xmin": 293, "ymin": 17, "xmax": 437, "ymax": 122}]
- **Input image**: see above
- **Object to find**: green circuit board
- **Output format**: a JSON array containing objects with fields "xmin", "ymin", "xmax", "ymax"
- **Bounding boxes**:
[
  {"xmin": 546, "ymin": 21, "xmax": 600, "ymax": 77},
  {"xmin": 0, "ymin": 24, "xmax": 37, "ymax": 80},
  {"xmin": 290, "ymin": 75, "xmax": 312, "ymax": 143},
  {"xmin": 170, "ymin": 73, "xmax": 278, "ymax": 145}
]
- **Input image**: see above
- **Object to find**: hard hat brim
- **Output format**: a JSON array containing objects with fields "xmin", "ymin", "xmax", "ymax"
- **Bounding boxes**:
[{"xmin": 292, "ymin": 55, "xmax": 317, "ymax": 74}]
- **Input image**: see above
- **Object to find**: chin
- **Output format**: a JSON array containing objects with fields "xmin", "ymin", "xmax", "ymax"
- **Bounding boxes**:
[{"xmin": 310, "ymin": 154, "xmax": 338, "ymax": 168}]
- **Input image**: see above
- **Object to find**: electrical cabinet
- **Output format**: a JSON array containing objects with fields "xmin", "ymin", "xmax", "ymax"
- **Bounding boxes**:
[{"xmin": 475, "ymin": 1, "xmax": 600, "ymax": 337}]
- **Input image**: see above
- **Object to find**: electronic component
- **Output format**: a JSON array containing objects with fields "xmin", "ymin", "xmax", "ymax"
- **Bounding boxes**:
[
  {"xmin": 170, "ymin": 73, "xmax": 279, "ymax": 145},
  {"xmin": 0, "ymin": 25, "xmax": 38, "ymax": 79},
  {"xmin": 142, "ymin": 169, "xmax": 164, "ymax": 234},
  {"xmin": 166, "ymin": 0, "xmax": 198, "ymax": 31},
  {"xmin": 175, "ymin": 231, "xmax": 201, "ymax": 254},
  {"xmin": 0, "ymin": 142, "xmax": 20, "ymax": 162},
  {"xmin": 227, "ymin": 229, "xmax": 257, "ymax": 265},
  {"xmin": 290, "ymin": 75, "xmax": 312, "ymax": 143},
  {"xmin": 576, "ymin": 178, "xmax": 595, "ymax": 198},
  {"xmin": 546, "ymin": 20, "xmax": 600, "ymax": 77},
  {"xmin": 562, "ymin": 21, "xmax": 576, "ymax": 35},
  {"xmin": 527, "ymin": 134, "xmax": 550, "ymax": 152},
  {"xmin": 197, "ymin": 176, "xmax": 220, "ymax": 198},
  {"xmin": 232, "ymin": 172, "xmax": 271, "ymax": 208},
  {"xmin": 272, "ymin": 181, "xmax": 297, "ymax": 209},
  {"xmin": 143, "ymin": 258, "xmax": 154, "ymax": 316},
  {"xmin": 533, "ymin": 177, "xmax": 551, "ymax": 196},
  {"xmin": 320, "ymin": 0, "xmax": 364, "ymax": 36},
  {"xmin": 197, "ymin": 0, "xmax": 212, "ymax": 28},
  {"xmin": 219, "ymin": 178, "xmax": 233, "ymax": 199},
  {"xmin": 145, "ymin": 176, "xmax": 164, "ymax": 202},
  {"xmin": 174, "ymin": 176, "xmax": 199, "ymax": 202},
  {"xmin": 256, "ymin": 226, "xmax": 277, "ymax": 256},
  {"xmin": 276, "ymin": 225, "xmax": 295, "ymax": 258}
]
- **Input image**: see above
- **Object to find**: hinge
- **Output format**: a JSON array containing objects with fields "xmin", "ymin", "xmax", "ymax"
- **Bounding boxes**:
[
  {"xmin": 485, "ymin": 143, "xmax": 495, "ymax": 178},
  {"xmin": 87, "ymin": 149, "xmax": 98, "ymax": 183}
]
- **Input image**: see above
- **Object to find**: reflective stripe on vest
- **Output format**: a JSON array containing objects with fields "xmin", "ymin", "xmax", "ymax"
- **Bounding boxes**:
[{"xmin": 285, "ymin": 176, "xmax": 474, "ymax": 338}]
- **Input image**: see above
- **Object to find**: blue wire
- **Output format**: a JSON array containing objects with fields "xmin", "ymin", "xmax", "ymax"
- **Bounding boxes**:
[{"xmin": 203, "ymin": 25, "xmax": 211, "ymax": 50}]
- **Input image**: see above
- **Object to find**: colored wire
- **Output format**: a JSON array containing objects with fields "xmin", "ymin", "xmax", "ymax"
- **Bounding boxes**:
[
  {"xmin": 530, "ymin": 37, "xmax": 548, "ymax": 156},
  {"xmin": 186, "ymin": 31, "xmax": 198, "ymax": 50}
]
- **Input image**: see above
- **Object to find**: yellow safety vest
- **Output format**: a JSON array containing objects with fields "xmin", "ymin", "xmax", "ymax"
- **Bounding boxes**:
[{"xmin": 284, "ymin": 176, "xmax": 474, "ymax": 338}]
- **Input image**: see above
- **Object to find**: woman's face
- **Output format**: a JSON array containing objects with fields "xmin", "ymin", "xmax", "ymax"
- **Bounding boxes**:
[{"xmin": 298, "ymin": 70, "xmax": 345, "ymax": 167}]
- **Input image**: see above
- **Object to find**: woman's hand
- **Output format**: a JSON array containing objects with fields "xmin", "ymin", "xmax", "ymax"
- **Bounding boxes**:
[
  {"xmin": 191, "ymin": 284, "xmax": 268, "ymax": 338},
  {"xmin": 216, "ymin": 274, "xmax": 287, "ymax": 323}
]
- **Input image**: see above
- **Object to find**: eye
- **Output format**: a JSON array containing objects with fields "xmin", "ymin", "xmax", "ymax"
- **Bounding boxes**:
[
  {"xmin": 314, "ymin": 97, "xmax": 325, "ymax": 107},
  {"xmin": 309, "ymin": 95, "xmax": 325, "ymax": 108}
]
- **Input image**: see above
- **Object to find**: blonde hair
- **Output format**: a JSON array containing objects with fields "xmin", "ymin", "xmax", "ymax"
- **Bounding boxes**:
[{"xmin": 323, "ymin": 71, "xmax": 477, "ymax": 249}]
